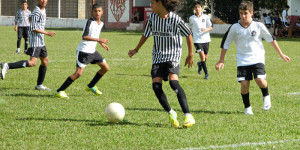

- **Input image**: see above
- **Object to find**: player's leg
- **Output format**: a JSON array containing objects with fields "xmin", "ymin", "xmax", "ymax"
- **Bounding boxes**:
[
  {"xmin": 253, "ymin": 63, "xmax": 270, "ymax": 110},
  {"xmin": 56, "ymin": 67, "xmax": 85, "ymax": 99},
  {"xmin": 16, "ymin": 27, "xmax": 22, "ymax": 54},
  {"xmin": 35, "ymin": 56, "xmax": 51, "ymax": 90},
  {"xmin": 238, "ymin": 65, "xmax": 253, "ymax": 115},
  {"xmin": 194, "ymin": 43, "xmax": 202, "ymax": 74},
  {"xmin": 201, "ymin": 43, "xmax": 209, "ymax": 79},
  {"xmin": 24, "ymin": 27, "xmax": 29, "ymax": 52},
  {"xmin": 169, "ymin": 73, "xmax": 195, "ymax": 127}
]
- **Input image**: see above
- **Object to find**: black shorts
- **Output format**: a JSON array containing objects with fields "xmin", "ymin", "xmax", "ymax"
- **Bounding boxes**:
[
  {"xmin": 237, "ymin": 63, "xmax": 266, "ymax": 82},
  {"xmin": 151, "ymin": 61, "xmax": 180, "ymax": 81},
  {"xmin": 26, "ymin": 46, "xmax": 47, "ymax": 58},
  {"xmin": 76, "ymin": 51, "xmax": 105, "ymax": 68},
  {"xmin": 17, "ymin": 27, "xmax": 29, "ymax": 39},
  {"xmin": 194, "ymin": 43, "xmax": 209, "ymax": 54},
  {"xmin": 283, "ymin": 22, "xmax": 290, "ymax": 28}
]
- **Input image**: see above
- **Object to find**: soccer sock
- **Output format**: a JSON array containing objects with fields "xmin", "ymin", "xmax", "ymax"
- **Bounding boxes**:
[
  {"xmin": 37, "ymin": 65, "xmax": 47, "ymax": 85},
  {"xmin": 25, "ymin": 39, "xmax": 28, "ymax": 50},
  {"xmin": 241, "ymin": 93, "xmax": 250, "ymax": 108},
  {"xmin": 87, "ymin": 72, "xmax": 103, "ymax": 88},
  {"xmin": 8, "ymin": 60, "xmax": 29, "ymax": 69},
  {"xmin": 152, "ymin": 82, "xmax": 171, "ymax": 112},
  {"xmin": 169, "ymin": 80, "xmax": 190, "ymax": 114},
  {"xmin": 260, "ymin": 86, "xmax": 269, "ymax": 97},
  {"xmin": 201, "ymin": 61, "xmax": 208, "ymax": 75},
  {"xmin": 57, "ymin": 77, "xmax": 74, "ymax": 92},
  {"xmin": 17, "ymin": 38, "xmax": 21, "ymax": 48}
]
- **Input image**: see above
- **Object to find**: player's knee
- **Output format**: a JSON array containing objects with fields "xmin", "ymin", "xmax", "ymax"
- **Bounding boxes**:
[
  {"xmin": 152, "ymin": 82, "xmax": 163, "ymax": 92},
  {"xmin": 28, "ymin": 61, "xmax": 37, "ymax": 67},
  {"xmin": 73, "ymin": 72, "xmax": 82, "ymax": 79},
  {"xmin": 169, "ymin": 80, "xmax": 181, "ymax": 91}
]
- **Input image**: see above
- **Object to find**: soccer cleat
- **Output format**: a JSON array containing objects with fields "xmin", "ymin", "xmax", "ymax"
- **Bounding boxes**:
[
  {"xmin": 1, "ymin": 62, "xmax": 9, "ymax": 80},
  {"xmin": 16, "ymin": 49, "xmax": 20, "ymax": 54},
  {"xmin": 35, "ymin": 85, "xmax": 52, "ymax": 91},
  {"xmin": 263, "ymin": 95, "xmax": 271, "ymax": 111},
  {"xmin": 197, "ymin": 62, "xmax": 202, "ymax": 74},
  {"xmin": 168, "ymin": 111, "xmax": 179, "ymax": 128},
  {"xmin": 244, "ymin": 106, "xmax": 254, "ymax": 115},
  {"xmin": 85, "ymin": 86, "xmax": 102, "ymax": 95},
  {"xmin": 183, "ymin": 115, "xmax": 195, "ymax": 128},
  {"xmin": 204, "ymin": 74, "xmax": 209, "ymax": 80},
  {"xmin": 56, "ymin": 91, "xmax": 69, "ymax": 99}
]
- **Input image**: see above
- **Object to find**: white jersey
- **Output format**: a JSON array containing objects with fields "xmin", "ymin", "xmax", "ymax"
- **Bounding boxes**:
[
  {"xmin": 15, "ymin": 9, "xmax": 31, "ymax": 27},
  {"xmin": 221, "ymin": 20, "xmax": 274, "ymax": 66},
  {"xmin": 77, "ymin": 17, "xmax": 104, "ymax": 53},
  {"xmin": 264, "ymin": 16, "xmax": 272, "ymax": 24},
  {"xmin": 29, "ymin": 6, "xmax": 46, "ymax": 47},
  {"xmin": 282, "ymin": 9, "xmax": 288, "ymax": 22},
  {"xmin": 189, "ymin": 13, "xmax": 212, "ymax": 43}
]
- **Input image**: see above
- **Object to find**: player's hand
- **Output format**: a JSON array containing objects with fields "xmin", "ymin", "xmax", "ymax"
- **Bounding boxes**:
[
  {"xmin": 215, "ymin": 61, "xmax": 224, "ymax": 71},
  {"xmin": 281, "ymin": 54, "xmax": 290, "ymax": 62},
  {"xmin": 128, "ymin": 49, "xmax": 138, "ymax": 58},
  {"xmin": 184, "ymin": 55, "xmax": 193, "ymax": 68},
  {"xmin": 99, "ymin": 38, "xmax": 109, "ymax": 44},
  {"xmin": 47, "ymin": 31, "xmax": 56, "ymax": 37},
  {"xmin": 100, "ymin": 43, "xmax": 109, "ymax": 51},
  {"xmin": 14, "ymin": 26, "xmax": 17, "ymax": 32},
  {"xmin": 201, "ymin": 28, "xmax": 207, "ymax": 32}
]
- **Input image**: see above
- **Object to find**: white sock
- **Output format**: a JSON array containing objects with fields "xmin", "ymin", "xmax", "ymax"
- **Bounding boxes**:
[
  {"xmin": 168, "ymin": 109, "xmax": 175, "ymax": 114},
  {"xmin": 184, "ymin": 113, "xmax": 192, "ymax": 117}
]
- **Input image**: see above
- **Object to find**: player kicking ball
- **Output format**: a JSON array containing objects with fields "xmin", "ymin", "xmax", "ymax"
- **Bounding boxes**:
[
  {"xmin": 128, "ymin": 0, "xmax": 195, "ymax": 128},
  {"xmin": 215, "ymin": 1, "xmax": 290, "ymax": 115},
  {"xmin": 55, "ymin": 4, "xmax": 109, "ymax": 99}
]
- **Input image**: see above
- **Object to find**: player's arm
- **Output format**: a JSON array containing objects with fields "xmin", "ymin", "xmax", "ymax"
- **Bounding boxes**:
[
  {"xmin": 14, "ymin": 22, "xmax": 18, "ymax": 32},
  {"xmin": 128, "ymin": 35, "xmax": 148, "ymax": 58},
  {"xmin": 82, "ymin": 36, "xmax": 109, "ymax": 51},
  {"xmin": 215, "ymin": 49, "xmax": 227, "ymax": 71},
  {"xmin": 32, "ymin": 29, "xmax": 55, "ymax": 37},
  {"xmin": 270, "ymin": 40, "xmax": 290, "ymax": 62},
  {"xmin": 184, "ymin": 34, "xmax": 194, "ymax": 68}
]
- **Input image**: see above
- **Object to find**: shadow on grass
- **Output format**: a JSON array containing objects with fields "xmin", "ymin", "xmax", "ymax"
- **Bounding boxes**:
[
  {"xmin": 16, "ymin": 117, "xmax": 167, "ymax": 128},
  {"xmin": 4, "ymin": 93, "xmax": 54, "ymax": 98},
  {"xmin": 116, "ymin": 73, "xmax": 151, "ymax": 78}
]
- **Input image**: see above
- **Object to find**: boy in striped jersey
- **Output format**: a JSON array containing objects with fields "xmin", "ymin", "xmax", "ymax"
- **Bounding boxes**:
[
  {"xmin": 189, "ymin": 1, "xmax": 213, "ymax": 80},
  {"xmin": 128, "ymin": 0, "xmax": 195, "ymax": 128},
  {"xmin": 14, "ymin": 0, "xmax": 31, "ymax": 54},
  {"xmin": 1, "ymin": 0, "xmax": 55, "ymax": 91},
  {"xmin": 55, "ymin": 4, "xmax": 109, "ymax": 99},
  {"xmin": 215, "ymin": 1, "xmax": 290, "ymax": 115}
]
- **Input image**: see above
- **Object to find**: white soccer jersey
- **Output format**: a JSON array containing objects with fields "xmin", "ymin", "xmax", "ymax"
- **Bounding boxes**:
[
  {"xmin": 15, "ymin": 9, "xmax": 31, "ymax": 27},
  {"xmin": 221, "ymin": 20, "xmax": 275, "ymax": 66},
  {"xmin": 77, "ymin": 17, "xmax": 104, "ymax": 53},
  {"xmin": 282, "ymin": 10, "xmax": 288, "ymax": 22},
  {"xmin": 189, "ymin": 13, "xmax": 212, "ymax": 43},
  {"xmin": 29, "ymin": 6, "xmax": 46, "ymax": 47},
  {"xmin": 144, "ymin": 12, "xmax": 191, "ymax": 64}
]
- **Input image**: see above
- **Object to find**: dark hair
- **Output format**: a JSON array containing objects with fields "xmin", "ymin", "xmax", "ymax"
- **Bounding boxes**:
[
  {"xmin": 239, "ymin": 1, "xmax": 253, "ymax": 12},
  {"xmin": 263, "ymin": 13, "xmax": 267, "ymax": 17},
  {"xmin": 193, "ymin": 1, "xmax": 203, "ymax": 7},
  {"xmin": 154, "ymin": 0, "xmax": 181, "ymax": 12},
  {"xmin": 285, "ymin": 5, "xmax": 290, "ymax": 8},
  {"xmin": 92, "ymin": 3, "xmax": 102, "ymax": 11},
  {"xmin": 21, "ymin": 0, "xmax": 27, "ymax": 4}
]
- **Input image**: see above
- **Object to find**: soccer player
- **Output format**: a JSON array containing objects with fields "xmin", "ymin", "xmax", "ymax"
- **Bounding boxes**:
[
  {"xmin": 282, "ymin": 5, "xmax": 290, "ymax": 37},
  {"xmin": 128, "ymin": 0, "xmax": 195, "ymax": 128},
  {"xmin": 14, "ymin": 0, "xmax": 31, "ymax": 54},
  {"xmin": 189, "ymin": 1, "xmax": 213, "ymax": 80},
  {"xmin": 1, "ymin": 0, "xmax": 55, "ymax": 91},
  {"xmin": 55, "ymin": 4, "xmax": 109, "ymax": 99},
  {"xmin": 215, "ymin": 1, "xmax": 290, "ymax": 115}
]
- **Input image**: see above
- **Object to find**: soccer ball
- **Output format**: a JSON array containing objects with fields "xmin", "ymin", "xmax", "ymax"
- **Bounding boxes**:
[{"xmin": 105, "ymin": 102, "xmax": 125, "ymax": 123}]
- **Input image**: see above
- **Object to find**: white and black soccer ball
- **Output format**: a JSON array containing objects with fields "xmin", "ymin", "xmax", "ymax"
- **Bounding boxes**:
[{"xmin": 105, "ymin": 102, "xmax": 125, "ymax": 123}]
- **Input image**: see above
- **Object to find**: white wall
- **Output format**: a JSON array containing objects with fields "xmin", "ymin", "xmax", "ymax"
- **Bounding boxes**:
[
  {"xmin": 288, "ymin": 0, "xmax": 300, "ymax": 16},
  {"xmin": 133, "ymin": 0, "xmax": 150, "ymax": 7}
]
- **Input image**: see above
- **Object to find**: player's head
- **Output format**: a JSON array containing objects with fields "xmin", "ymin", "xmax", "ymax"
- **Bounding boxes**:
[
  {"xmin": 239, "ymin": 1, "xmax": 253, "ymax": 23},
  {"xmin": 37, "ymin": 0, "xmax": 48, "ymax": 9},
  {"xmin": 151, "ymin": 0, "xmax": 181, "ymax": 13},
  {"xmin": 193, "ymin": 1, "xmax": 203, "ymax": 14},
  {"xmin": 285, "ymin": 5, "xmax": 290, "ymax": 10},
  {"xmin": 21, "ymin": 0, "xmax": 28, "ymax": 10},
  {"xmin": 92, "ymin": 4, "xmax": 103, "ymax": 21},
  {"xmin": 263, "ymin": 13, "xmax": 267, "ymax": 17}
]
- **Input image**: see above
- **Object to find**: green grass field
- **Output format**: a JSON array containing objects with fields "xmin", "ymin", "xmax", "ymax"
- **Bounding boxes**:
[{"xmin": 0, "ymin": 26, "xmax": 299, "ymax": 149}]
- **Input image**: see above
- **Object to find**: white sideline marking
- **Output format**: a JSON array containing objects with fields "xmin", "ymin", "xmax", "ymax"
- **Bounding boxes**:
[
  {"xmin": 175, "ymin": 139, "xmax": 300, "ymax": 150},
  {"xmin": 288, "ymin": 92, "xmax": 300, "ymax": 95}
]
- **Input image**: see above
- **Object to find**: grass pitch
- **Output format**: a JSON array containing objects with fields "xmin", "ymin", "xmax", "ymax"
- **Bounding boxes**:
[{"xmin": 0, "ymin": 26, "xmax": 299, "ymax": 149}]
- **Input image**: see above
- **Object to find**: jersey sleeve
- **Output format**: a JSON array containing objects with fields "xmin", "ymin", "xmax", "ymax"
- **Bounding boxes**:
[
  {"xmin": 82, "ymin": 19, "xmax": 92, "ymax": 37},
  {"xmin": 188, "ymin": 16, "xmax": 193, "ymax": 29},
  {"xmin": 220, "ymin": 25, "xmax": 234, "ymax": 49},
  {"xmin": 206, "ymin": 17, "xmax": 213, "ymax": 28},
  {"xmin": 14, "ymin": 11, "xmax": 20, "ymax": 23},
  {"xmin": 178, "ymin": 19, "xmax": 192, "ymax": 37},
  {"xmin": 143, "ymin": 14, "xmax": 152, "ymax": 38},
  {"xmin": 260, "ymin": 23, "xmax": 275, "ymax": 42},
  {"xmin": 30, "ymin": 12, "xmax": 40, "ymax": 31}
]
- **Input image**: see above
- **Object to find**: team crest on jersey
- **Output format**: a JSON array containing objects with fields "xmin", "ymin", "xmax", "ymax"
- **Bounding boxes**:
[
  {"xmin": 251, "ymin": 30, "xmax": 257, "ymax": 36},
  {"xmin": 202, "ymin": 19, "xmax": 205, "ymax": 22},
  {"xmin": 166, "ymin": 23, "xmax": 172, "ymax": 31}
]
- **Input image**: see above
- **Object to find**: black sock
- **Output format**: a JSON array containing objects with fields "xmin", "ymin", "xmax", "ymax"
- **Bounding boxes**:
[
  {"xmin": 37, "ymin": 66, "xmax": 47, "ymax": 85},
  {"xmin": 169, "ymin": 80, "xmax": 190, "ymax": 114},
  {"xmin": 152, "ymin": 82, "xmax": 171, "ymax": 112},
  {"xmin": 25, "ymin": 39, "xmax": 28, "ymax": 50},
  {"xmin": 241, "ymin": 93, "xmax": 250, "ymax": 108},
  {"xmin": 201, "ymin": 61, "xmax": 208, "ymax": 75},
  {"xmin": 8, "ymin": 60, "xmax": 29, "ymax": 69},
  {"xmin": 17, "ymin": 38, "xmax": 21, "ymax": 48},
  {"xmin": 57, "ymin": 77, "xmax": 74, "ymax": 92},
  {"xmin": 261, "ymin": 86, "xmax": 269, "ymax": 97},
  {"xmin": 88, "ymin": 73, "xmax": 103, "ymax": 88}
]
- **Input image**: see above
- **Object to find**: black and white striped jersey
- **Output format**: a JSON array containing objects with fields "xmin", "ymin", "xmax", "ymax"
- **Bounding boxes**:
[
  {"xmin": 144, "ymin": 12, "xmax": 191, "ymax": 64},
  {"xmin": 29, "ymin": 6, "xmax": 46, "ymax": 48},
  {"xmin": 14, "ymin": 9, "xmax": 31, "ymax": 27}
]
